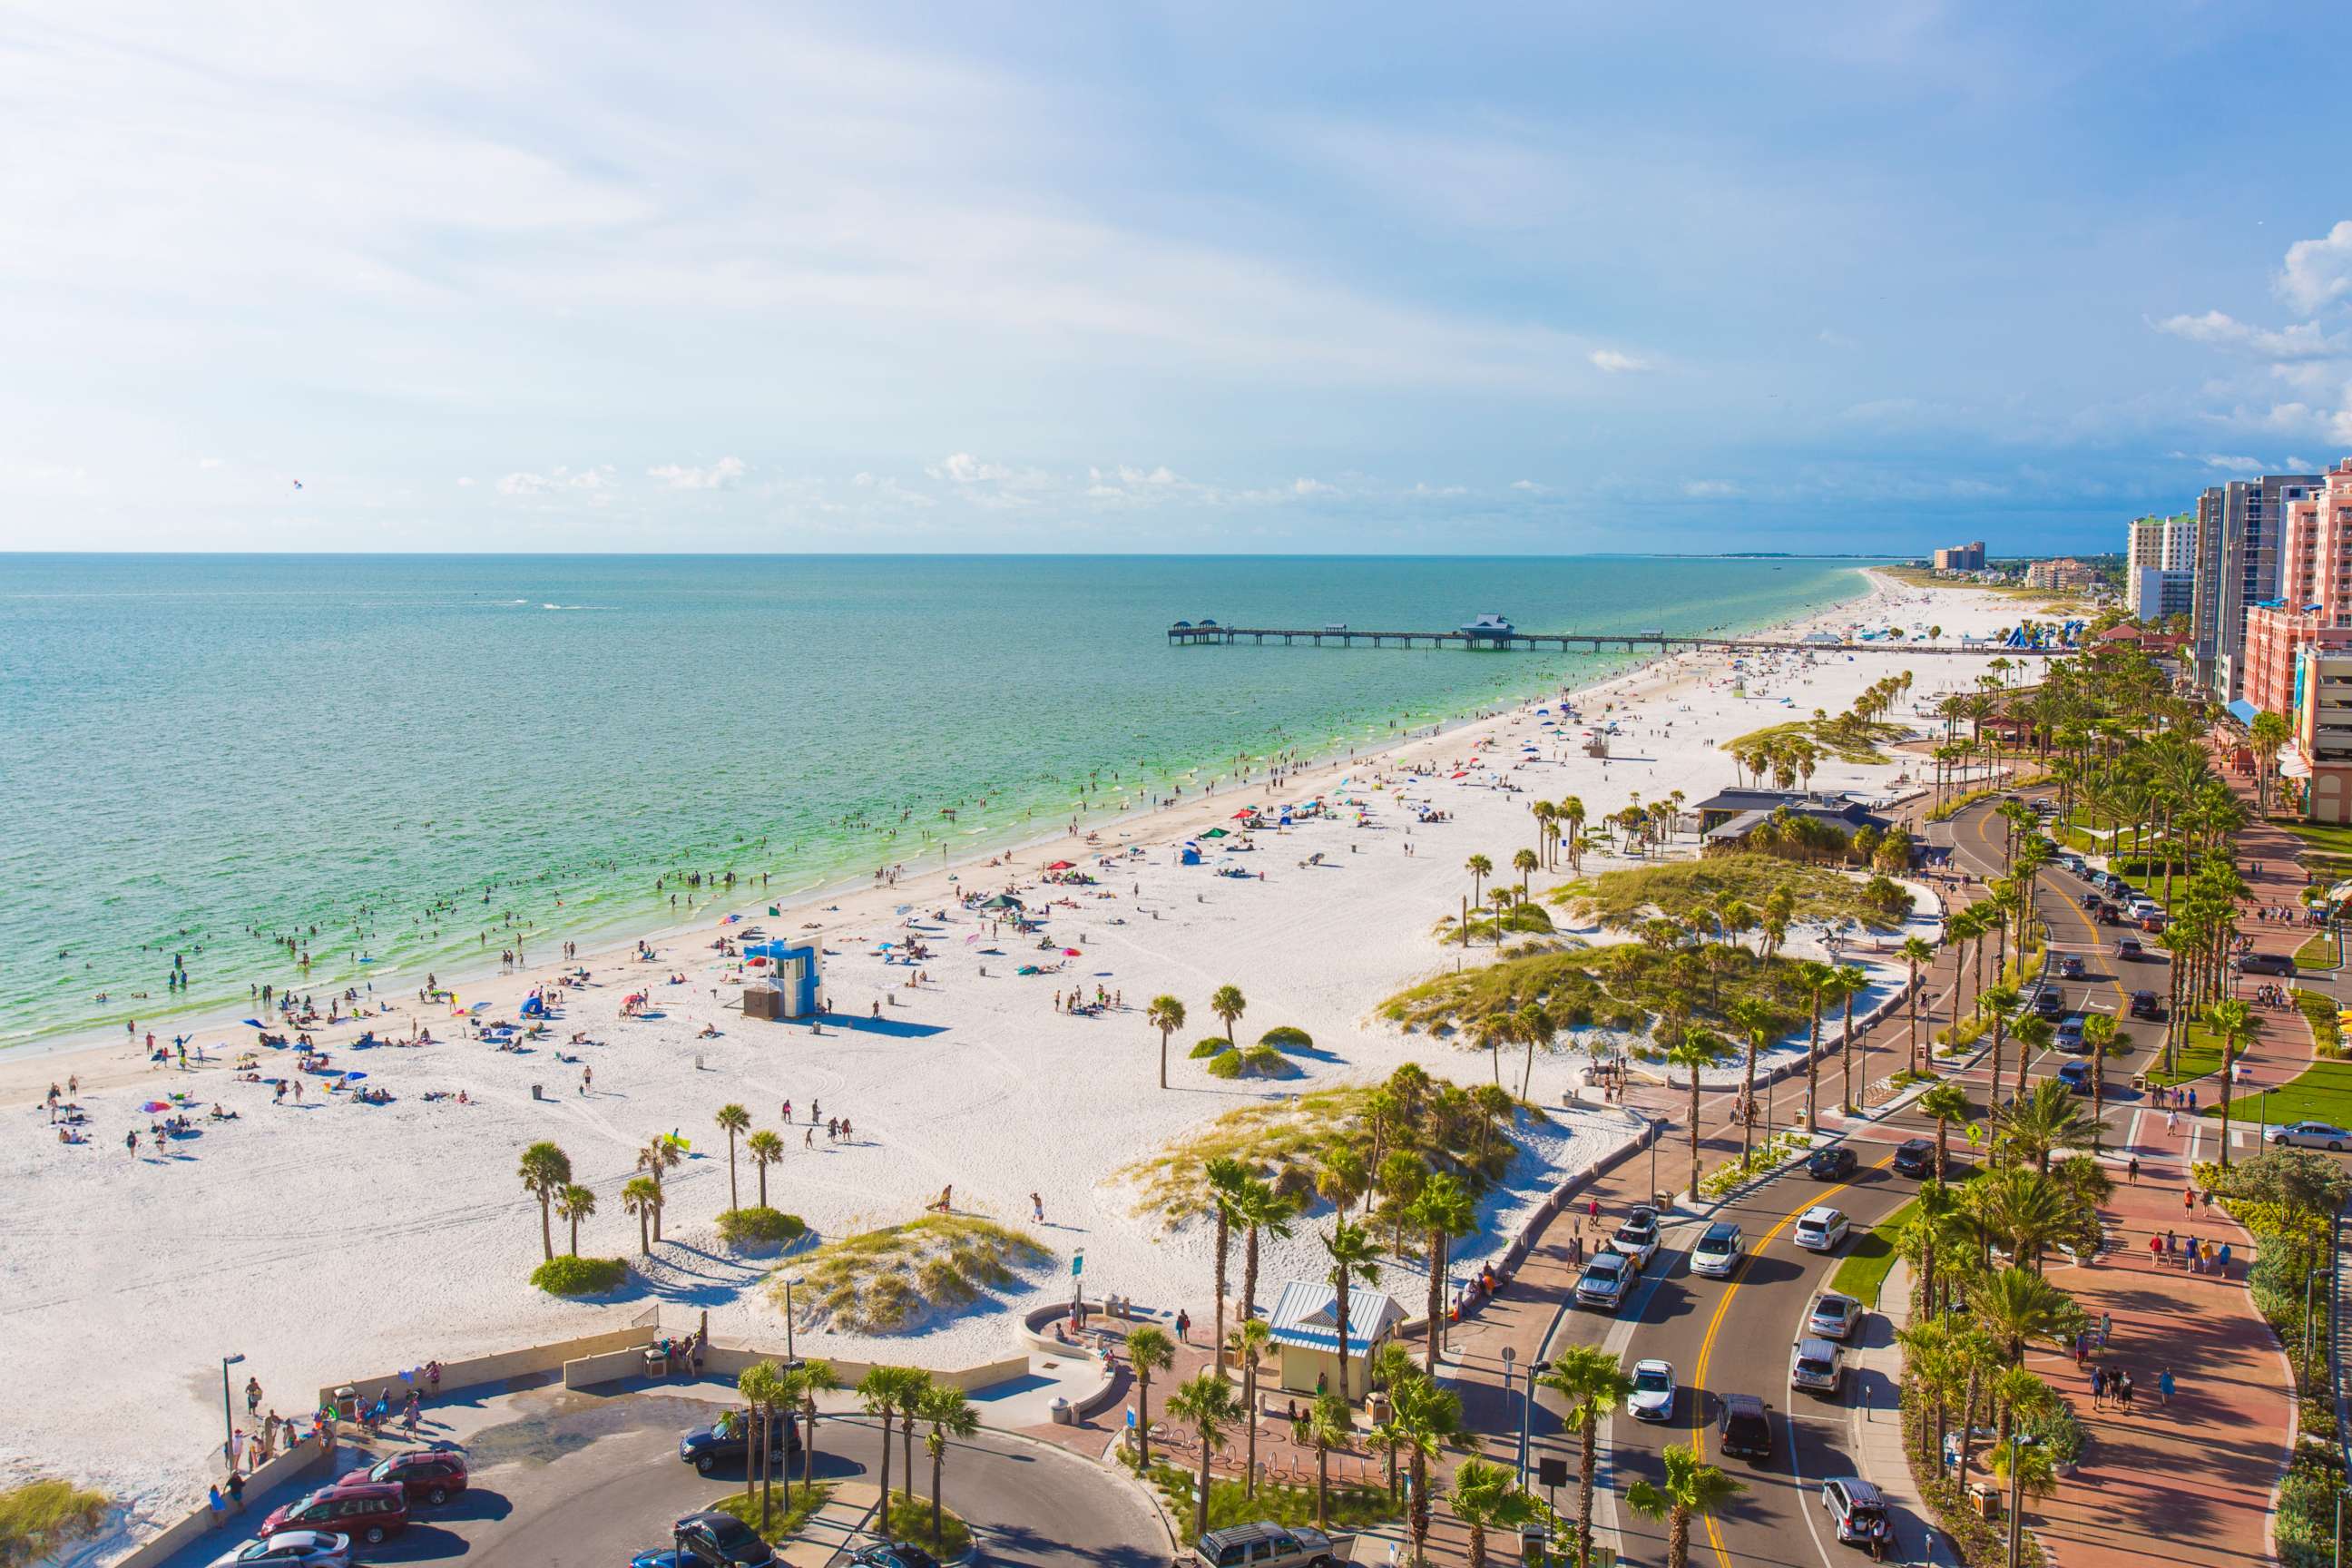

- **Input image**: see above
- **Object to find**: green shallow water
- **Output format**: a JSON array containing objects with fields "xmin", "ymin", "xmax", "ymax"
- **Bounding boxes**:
[{"xmin": 0, "ymin": 554, "xmax": 1870, "ymax": 1047}]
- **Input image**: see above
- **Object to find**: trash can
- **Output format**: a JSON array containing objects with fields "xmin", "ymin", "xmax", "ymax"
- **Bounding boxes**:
[
  {"xmin": 334, "ymin": 1386, "xmax": 359, "ymax": 1422},
  {"xmin": 1969, "ymin": 1482, "xmax": 2000, "ymax": 1520},
  {"xmin": 1049, "ymin": 1396, "xmax": 1073, "ymax": 1426}
]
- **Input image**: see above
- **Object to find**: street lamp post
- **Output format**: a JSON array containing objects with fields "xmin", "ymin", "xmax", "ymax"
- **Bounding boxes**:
[
  {"xmin": 220, "ymin": 1353, "xmax": 246, "ymax": 1465},
  {"xmin": 1500, "ymin": 1346, "xmax": 1522, "ymax": 1487}
]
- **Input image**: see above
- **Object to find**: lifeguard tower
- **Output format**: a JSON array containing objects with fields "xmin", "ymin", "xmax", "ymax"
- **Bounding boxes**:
[{"xmin": 741, "ymin": 940, "xmax": 823, "ymax": 1022}]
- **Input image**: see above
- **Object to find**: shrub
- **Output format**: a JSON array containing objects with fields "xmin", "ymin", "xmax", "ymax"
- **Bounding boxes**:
[
  {"xmin": 1205, "ymin": 1049, "xmax": 1244, "ymax": 1078},
  {"xmin": 717, "ymin": 1207, "xmax": 806, "ymax": 1246},
  {"xmin": 0, "ymin": 1480, "xmax": 110, "ymax": 1568},
  {"xmin": 1259, "ymin": 1025, "xmax": 1315, "ymax": 1050},
  {"xmin": 1191, "ymin": 1037, "xmax": 1230, "ymax": 1059},
  {"xmin": 531, "ymin": 1255, "xmax": 629, "ymax": 1296}
]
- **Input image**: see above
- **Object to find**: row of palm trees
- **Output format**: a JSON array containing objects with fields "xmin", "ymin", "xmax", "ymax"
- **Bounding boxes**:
[
  {"xmin": 517, "ymin": 1101, "xmax": 811, "ymax": 1265},
  {"xmin": 1143, "ymin": 985, "xmax": 1248, "ymax": 1087},
  {"xmin": 851, "ymin": 1365, "xmax": 979, "ymax": 1550}
]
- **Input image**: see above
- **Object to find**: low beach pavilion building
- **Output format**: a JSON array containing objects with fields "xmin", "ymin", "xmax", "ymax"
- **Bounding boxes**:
[{"xmin": 1265, "ymin": 1280, "xmax": 1406, "ymax": 1397}]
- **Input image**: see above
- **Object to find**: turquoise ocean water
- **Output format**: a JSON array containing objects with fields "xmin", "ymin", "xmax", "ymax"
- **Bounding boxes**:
[{"xmin": 0, "ymin": 554, "xmax": 1872, "ymax": 1049}]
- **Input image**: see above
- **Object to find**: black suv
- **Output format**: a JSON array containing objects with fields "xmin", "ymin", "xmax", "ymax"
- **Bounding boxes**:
[
  {"xmin": 673, "ymin": 1512, "xmax": 773, "ymax": 1568},
  {"xmin": 2129, "ymin": 989, "xmax": 2165, "ymax": 1022},
  {"xmin": 1891, "ymin": 1138, "xmax": 1934, "ymax": 1178},
  {"xmin": 2031, "ymin": 988, "xmax": 2065, "ymax": 1021},
  {"xmin": 680, "ymin": 1410, "xmax": 800, "ymax": 1475},
  {"xmin": 1806, "ymin": 1146, "xmax": 1857, "ymax": 1181}
]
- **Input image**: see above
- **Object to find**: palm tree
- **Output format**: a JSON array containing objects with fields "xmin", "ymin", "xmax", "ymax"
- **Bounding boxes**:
[
  {"xmin": 621, "ymin": 1175, "xmax": 661, "ymax": 1254},
  {"xmin": 1918, "ymin": 1080, "xmax": 1972, "ymax": 1180},
  {"xmin": 1516, "ymin": 1002, "xmax": 1555, "ymax": 1099},
  {"xmin": 1993, "ymin": 1436, "xmax": 2059, "ymax": 1568},
  {"xmin": 857, "ymin": 1366, "xmax": 907, "ymax": 1507},
  {"xmin": 1626, "ymin": 1443, "xmax": 1746, "ymax": 1568},
  {"xmin": 1900, "ymin": 935, "xmax": 1936, "ymax": 1075},
  {"xmin": 1972, "ymin": 1261, "xmax": 2083, "ymax": 1363},
  {"xmin": 637, "ymin": 1135, "xmax": 681, "ymax": 1243},
  {"xmin": 2207, "ymin": 997, "xmax": 2253, "ymax": 1171},
  {"xmin": 737, "ymin": 1359, "xmax": 788, "ymax": 1525},
  {"xmin": 1976, "ymin": 984, "xmax": 2021, "ymax": 1110},
  {"xmin": 2006, "ymin": 1014, "xmax": 2053, "ymax": 1114},
  {"xmin": 1562, "ymin": 797, "xmax": 1587, "ymax": 871},
  {"xmin": 781, "ymin": 1358, "xmax": 838, "ymax": 1506},
  {"xmin": 916, "ymin": 1385, "xmax": 978, "ymax": 1550},
  {"xmin": 746, "ymin": 1129, "xmax": 783, "ymax": 1208},
  {"xmin": 1205, "ymin": 1157, "xmax": 1249, "ymax": 1377},
  {"xmin": 715, "ymin": 1103, "xmax": 750, "ymax": 1212},
  {"xmin": 1511, "ymin": 848, "xmax": 1538, "ymax": 903},
  {"xmin": 1997, "ymin": 1082, "xmax": 2095, "ymax": 1174},
  {"xmin": 1236, "ymin": 1180, "xmax": 1298, "ymax": 1327},
  {"xmin": 1790, "ymin": 959, "xmax": 1836, "ymax": 1130},
  {"xmin": 554, "ymin": 1183, "xmax": 596, "ymax": 1255},
  {"xmin": 1147, "ymin": 995, "xmax": 1186, "ymax": 1089},
  {"xmin": 1726, "ymin": 998, "xmax": 1775, "ymax": 1165},
  {"xmin": 1301, "ymin": 1391, "xmax": 1354, "ymax": 1530},
  {"xmin": 1446, "ymin": 1455, "xmax": 1536, "ymax": 1568},
  {"xmin": 894, "ymin": 1369, "xmax": 932, "ymax": 1507},
  {"xmin": 1126, "ymin": 1325, "xmax": 1175, "ymax": 1469},
  {"xmin": 1411, "ymin": 1174, "xmax": 1476, "ymax": 1369},
  {"xmin": 1227, "ymin": 1318, "xmax": 1273, "ymax": 1494},
  {"xmin": 1210, "ymin": 985, "xmax": 1247, "ymax": 1046},
  {"xmin": 1663, "ymin": 1029, "xmax": 1730, "ymax": 1200},
  {"xmin": 1318, "ymin": 1220, "xmax": 1383, "ymax": 1401},
  {"xmin": 518, "ymin": 1141, "xmax": 573, "ymax": 1262},
  {"xmin": 1389, "ymin": 1372, "xmax": 1465, "ymax": 1564},
  {"xmin": 1829, "ymin": 964, "xmax": 1869, "ymax": 1114},
  {"xmin": 1165, "ymin": 1371, "xmax": 1240, "ymax": 1539},
  {"xmin": 1465, "ymin": 853, "xmax": 1493, "ymax": 908},
  {"xmin": 1538, "ymin": 1346, "xmax": 1633, "ymax": 1568}
]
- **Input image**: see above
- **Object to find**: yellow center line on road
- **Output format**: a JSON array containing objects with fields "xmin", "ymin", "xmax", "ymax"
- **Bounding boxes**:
[{"xmin": 1689, "ymin": 1151, "xmax": 1895, "ymax": 1568}]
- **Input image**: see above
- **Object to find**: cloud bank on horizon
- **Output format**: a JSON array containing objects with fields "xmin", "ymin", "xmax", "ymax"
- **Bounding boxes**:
[{"xmin": 2, "ymin": 0, "xmax": 2347, "ymax": 554}]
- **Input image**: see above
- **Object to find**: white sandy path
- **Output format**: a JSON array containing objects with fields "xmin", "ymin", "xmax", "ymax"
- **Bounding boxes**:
[{"xmin": 0, "ymin": 572, "xmax": 2025, "ymax": 1529}]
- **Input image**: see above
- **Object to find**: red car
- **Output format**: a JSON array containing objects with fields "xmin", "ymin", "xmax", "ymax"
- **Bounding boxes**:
[
  {"xmin": 262, "ymin": 1482, "xmax": 409, "ymax": 1546},
  {"xmin": 363, "ymin": 1450, "xmax": 468, "ymax": 1505}
]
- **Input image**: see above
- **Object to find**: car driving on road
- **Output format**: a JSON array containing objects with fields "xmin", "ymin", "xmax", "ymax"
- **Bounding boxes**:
[
  {"xmin": 1575, "ymin": 1249, "xmax": 1637, "ymax": 1312},
  {"xmin": 2272, "ymin": 1121, "xmax": 2352, "ymax": 1151},
  {"xmin": 2031, "ymin": 987, "xmax": 2065, "ymax": 1021},
  {"xmin": 1718, "ymin": 1393, "xmax": 1772, "ymax": 1459},
  {"xmin": 1794, "ymin": 1205, "xmax": 1850, "ymax": 1252},
  {"xmin": 2115, "ymin": 934, "xmax": 2144, "ymax": 960},
  {"xmin": 2056, "ymin": 954, "xmax": 2085, "ymax": 979},
  {"xmin": 1790, "ymin": 1337, "xmax": 1846, "ymax": 1396},
  {"xmin": 1891, "ymin": 1138, "xmax": 1934, "ymax": 1178},
  {"xmin": 1805, "ymin": 1145, "xmax": 1857, "ymax": 1181},
  {"xmin": 2054, "ymin": 1014, "xmax": 2085, "ymax": 1052},
  {"xmin": 1628, "ymin": 1358, "xmax": 1676, "ymax": 1423},
  {"xmin": 1690, "ymin": 1221, "xmax": 1745, "ymax": 1279},
  {"xmin": 2130, "ymin": 989, "xmax": 2165, "ymax": 1021},
  {"xmin": 1612, "ymin": 1208, "xmax": 1661, "ymax": 1268},
  {"xmin": 1808, "ymin": 1292, "xmax": 1863, "ymax": 1342}
]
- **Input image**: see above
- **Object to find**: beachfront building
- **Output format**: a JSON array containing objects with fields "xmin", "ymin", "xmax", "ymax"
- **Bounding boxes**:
[
  {"xmin": 2129, "ymin": 567, "xmax": 2194, "ymax": 622},
  {"xmin": 2023, "ymin": 558, "xmax": 2098, "ymax": 591},
  {"xmin": 2191, "ymin": 471, "xmax": 2323, "ymax": 699},
  {"xmin": 2238, "ymin": 462, "xmax": 2352, "ymax": 721},
  {"xmin": 2292, "ymin": 646, "xmax": 2352, "ymax": 825},
  {"xmin": 2126, "ymin": 514, "xmax": 2197, "ymax": 622},
  {"xmin": 1932, "ymin": 541, "xmax": 1987, "ymax": 572},
  {"xmin": 1264, "ymin": 1281, "xmax": 1405, "ymax": 1397}
]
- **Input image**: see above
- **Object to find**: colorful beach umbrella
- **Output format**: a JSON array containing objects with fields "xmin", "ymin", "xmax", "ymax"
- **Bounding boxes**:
[{"xmin": 142, "ymin": 1101, "xmax": 170, "ymax": 1112}]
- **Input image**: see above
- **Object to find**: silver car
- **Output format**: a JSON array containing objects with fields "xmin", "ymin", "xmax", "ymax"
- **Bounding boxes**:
[
  {"xmin": 1790, "ymin": 1337, "xmax": 1845, "ymax": 1396},
  {"xmin": 2271, "ymin": 1121, "xmax": 2352, "ymax": 1152},
  {"xmin": 208, "ymin": 1534, "xmax": 351, "ymax": 1568},
  {"xmin": 1628, "ymin": 1358, "xmax": 1676, "ymax": 1423},
  {"xmin": 1808, "ymin": 1292, "xmax": 1863, "ymax": 1343}
]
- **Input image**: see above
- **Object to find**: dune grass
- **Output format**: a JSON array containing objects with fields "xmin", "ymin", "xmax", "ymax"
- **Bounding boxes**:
[
  {"xmin": 767, "ymin": 1215, "xmax": 1046, "ymax": 1335},
  {"xmin": 0, "ymin": 1480, "xmax": 109, "ymax": 1567},
  {"xmin": 1553, "ymin": 853, "xmax": 1910, "ymax": 934},
  {"xmin": 1383, "ymin": 937, "xmax": 1815, "ymax": 1051},
  {"xmin": 1730, "ymin": 717, "xmax": 1906, "ymax": 766}
]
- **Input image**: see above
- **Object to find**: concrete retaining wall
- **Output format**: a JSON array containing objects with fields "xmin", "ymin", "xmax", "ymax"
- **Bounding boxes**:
[
  {"xmin": 318, "ymin": 1325, "xmax": 646, "ymax": 1410},
  {"xmin": 558, "ymin": 1338, "xmax": 1032, "ymax": 1396},
  {"xmin": 111, "ymin": 1438, "xmax": 328, "ymax": 1568}
]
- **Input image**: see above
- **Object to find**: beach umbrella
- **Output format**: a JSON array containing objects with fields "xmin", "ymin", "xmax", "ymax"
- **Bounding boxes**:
[
  {"xmin": 1045, "ymin": 860, "xmax": 1075, "ymax": 871},
  {"xmin": 242, "ymin": 1018, "xmax": 266, "ymax": 1029},
  {"xmin": 342, "ymin": 1073, "xmax": 367, "ymax": 1082},
  {"xmin": 141, "ymin": 1102, "xmax": 170, "ymax": 1112},
  {"xmin": 1063, "ymin": 947, "xmax": 1082, "ymax": 956}
]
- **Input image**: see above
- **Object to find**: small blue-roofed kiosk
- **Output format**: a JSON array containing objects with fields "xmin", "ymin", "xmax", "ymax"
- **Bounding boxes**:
[{"xmin": 742, "ymin": 940, "xmax": 822, "ymax": 1021}]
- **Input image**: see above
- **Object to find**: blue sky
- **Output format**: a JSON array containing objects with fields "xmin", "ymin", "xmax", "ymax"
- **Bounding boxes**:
[{"xmin": 4, "ymin": 1, "xmax": 2349, "ymax": 554}]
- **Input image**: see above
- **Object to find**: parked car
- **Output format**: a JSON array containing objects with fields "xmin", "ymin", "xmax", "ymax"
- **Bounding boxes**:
[
  {"xmin": 1808, "ymin": 1292, "xmax": 1864, "ymax": 1343},
  {"xmin": 363, "ymin": 1450, "xmax": 468, "ymax": 1506},
  {"xmin": 2054, "ymin": 1014, "xmax": 2086, "ymax": 1053},
  {"xmin": 1628, "ymin": 1358, "xmax": 1677, "ymax": 1423},
  {"xmin": 1891, "ymin": 1138, "xmax": 1935, "ymax": 1178},
  {"xmin": 1691, "ymin": 1222, "xmax": 1745, "ymax": 1279},
  {"xmin": 680, "ymin": 1409, "xmax": 800, "ymax": 1475},
  {"xmin": 207, "ymin": 1533, "xmax": 350, "ymax": 1568},
  {"xmin": 1612, "ymin": 1209, "xmax": 1661, "ymax": 1269},
  {"xmin": 672, "ymin": 1511, "xmax": 775, "ymax": 1568},
  {"xmin": 851, "ymin": 1548, "xmax": 944, "ymax": 1568},
  {"xmin": 2239, "ymin": 952, "xmax": 2297, "ymax": 976},
  {"xmin": 1806, "ymin": 1146, "xmax": 1858, "ymax": 1181},
  {"xmin": 2129, "ymin": 989, "xmax": 2165, "ymax": 1021},
  {"xmin": 1576, "ymin": 1250, "xmax": 1637, "ymax": 1311},
  {"xmin": 261, "ymin": 1485, "xmax": 408, "ymax": 1548},
  {"xmin": 2115, "ymin": 934, "xmax": 2144, "ymax": 960},
  {"xmin": 1794, "ymin": 1205, "xmax": 1850, "ymax": 1253},
  {"xmin": 1190, "ymin": 1523, "xmax": 1338, "ymax": 1568},
  {"xmin": 1823, "ymin": 1477, "xmax": 1895, "ymax": 1553},
  {"xmin": 2056, "ymin": 954, "xmax": 2085, "ymax": 979},
  {"xmin": 2272, "ymin": 1121, "xmax": 2352, "ymax": 1152},
  {"xmin": 1790, "ymin": 1337, "xmax": 1846, "ymax": 1396},
  {"xmin": 1718, "ymin": 1393, "xmax": 1773, "ymax": 1459}
]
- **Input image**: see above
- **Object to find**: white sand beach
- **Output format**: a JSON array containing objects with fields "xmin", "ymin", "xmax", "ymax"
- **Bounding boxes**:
[{"xmin": 0, "ymin": 570, "xmax": 2031, "ymax": 1527}]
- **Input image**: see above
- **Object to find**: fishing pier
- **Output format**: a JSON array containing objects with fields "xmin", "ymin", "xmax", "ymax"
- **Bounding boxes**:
[{"xmin": 1165, "ymin": 615, "xmax": 2067, "ymax": 657}]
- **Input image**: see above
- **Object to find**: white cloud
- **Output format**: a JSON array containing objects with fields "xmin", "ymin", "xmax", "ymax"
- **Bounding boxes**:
[
  {"xmin": 929, "ymin": 453, "xmax": 1015, "ymax": 484},
  {"xmin": 2196, "ymin": 453, "xmax": 2266, "ymax": 474},
  {"xmin": 197, "ymin": 456, "xmax": 226, "ymax": 469},
  {"xmin": 2150, "ymin": 310, "xmax": 2341, "ymax": 359},
  {"xmin": 1589, "ymin": 348, "xmax": 1651, "ymax": 374},
  {"xmin": 647, "ymin": 456, "xmax": 748, "ymax": 489},
  {"xmin": 1510, "ymin": 479, "xmax": 1548, "ymax": 493},
  {"xmin": 1409, "ymin": 482, "xmax": 1467, "ymax": 497},
  {"xmin": 1682, "ymin": 479, "xmax": 1739, "ymax": 498},
  {"xmin": 495, "ymin": 466, "xmax": 615, "ymax": 496},
  {"xmin": 2278, "ymin": 220, "xmax": 2352, "ymax": 316},
  {"xmin": 456, "ymin": 475, "xmax": 475, "ymax": 486},
  {"xmin": 1291, "ymin": 477, "xmax": 1338, "ymax": 496},
  {"xmin": 1818, "ymin": 328, "xmax": 1857, "ymax": 349}
]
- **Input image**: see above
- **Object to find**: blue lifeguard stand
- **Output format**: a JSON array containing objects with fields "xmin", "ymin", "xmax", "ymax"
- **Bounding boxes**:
[{"xmin": 743, "ymin": 941, "xmax": 822, "ymax": 1020}]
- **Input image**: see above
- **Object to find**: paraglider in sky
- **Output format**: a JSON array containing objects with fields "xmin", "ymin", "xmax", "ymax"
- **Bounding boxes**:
[{"xmin": 292, "ymin": 479, "xmax": 303, "ymax": 489}]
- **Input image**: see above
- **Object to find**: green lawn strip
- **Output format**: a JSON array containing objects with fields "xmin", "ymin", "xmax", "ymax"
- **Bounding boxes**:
[
  {"xmin": 2296, "ymin": 931, "xmax": 2341, "ymax": 971},
  {"xmin": 878, "ymin": 1495, "xmax": 973, "ymax": 1559},
  {"xmin": 1141, "ymin": 1459, "xmax": 1400, "ymax": 1531},
  {"xmin": 1830, "ymin": 1198, "xmax": 1914, "ymax": 1307},
  {"xmin": 713, "ymin": 1484, "xmax": 833, "ymax": 1544},
  {"xmin": 2275, "ymin": 818, "xmax": 2352, "ymax": 859},
  {"xmin": 2141, "ymin": 1018, "xmax": 2232, "ymax": 1087},
  {"xmin": 2204, "ymin": 1055, "xmax": 2352, "ymax": 1128}
]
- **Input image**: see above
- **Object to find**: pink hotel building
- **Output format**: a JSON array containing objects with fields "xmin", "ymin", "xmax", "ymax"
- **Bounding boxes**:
[{"xmin": 2243, "ymin": 460, "xmax": 2352, "ymax": 821}]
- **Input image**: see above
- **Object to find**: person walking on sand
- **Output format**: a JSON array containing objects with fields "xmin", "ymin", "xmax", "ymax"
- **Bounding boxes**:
[
  {"xmin": 2158, "ymin": 1368, "xmax": 2175, "ymax": 1407},
  {"xmin": 1175, "ymin": 1308, "xmax": 1191, "ymax": 1344},
  {"xmin": 1031, "ymin": 1191, "xmax": 1044, "ymax": 1223},
  {"xmin": 581, "ymin": 1064, "xmax": 592, "ymax": 1095},
  {"xmin": 245, "ymin": 1377, "xmax": 261, "ymax": 1417}
]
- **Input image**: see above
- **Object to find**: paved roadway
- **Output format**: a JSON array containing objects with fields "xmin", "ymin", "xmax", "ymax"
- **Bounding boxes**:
[{"xmin": 1526, "ymin": 788, "xmax": 2178, "ymax": 1568}]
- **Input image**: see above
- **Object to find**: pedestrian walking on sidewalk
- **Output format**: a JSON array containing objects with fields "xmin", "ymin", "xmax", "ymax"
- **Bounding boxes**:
[
  {"xmin": 2091, "ymin": 1367, "xmax": 2107, "ymax": 1408},
  {"xmin": 2148, "ymin": 1233, "xmax": 2163, "ymax": 1266},
  {"xmin": 2128, "ymin": 1156, "xmax": 2140, "ymax": 1183},
  {"xmin": 2183, "ymin": 1186, "xmax": 2195, "ymax": 1216},
  {"xmin": 2166, "ymin": 1109, "xmax": 2179, "ymax": 1137},
  {"xmin": 2116, "ymin": 1373, "xmax": 2135, "ymax": 1412}
]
